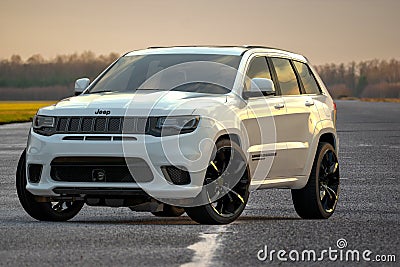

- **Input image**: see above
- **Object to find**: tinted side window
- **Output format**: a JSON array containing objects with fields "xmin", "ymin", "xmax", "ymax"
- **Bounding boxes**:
[
  {"xmin": 294, "ymin": 61, "xmax": 321, "ymax": 94},
  {"xmin": 245, "ymin": 56, "xmax": 273, "ymax": 91},
  {"xmin": 271, "ymin": 58, "xmax": 300, "ymax": 95}
]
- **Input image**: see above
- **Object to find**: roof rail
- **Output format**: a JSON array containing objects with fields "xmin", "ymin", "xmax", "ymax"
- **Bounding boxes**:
[
  {"xmin": 147, "ymin": 45, "xmax": 243, "ymax": 49},
  {"xmin": 144, "ymin": 45, "xmax": 298, "ymax": 55},
  {"xmin": 147, "ymin": 46, "xmax": 167, "ymax": 49},
  {"xmin": 242, "ymin": 45, "xmax": 296, "ymax": 54}
]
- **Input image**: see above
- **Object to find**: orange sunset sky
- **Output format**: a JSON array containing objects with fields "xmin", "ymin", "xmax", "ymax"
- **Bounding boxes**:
[{"xmin": 0, "ymin": 0, "xmax": 399, "ymax": 64}]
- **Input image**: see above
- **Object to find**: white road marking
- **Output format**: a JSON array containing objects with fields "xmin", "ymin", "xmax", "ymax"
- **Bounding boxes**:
[{"xmin": 181, "ymin": 225, "xmax": 227, "ymax": 267}]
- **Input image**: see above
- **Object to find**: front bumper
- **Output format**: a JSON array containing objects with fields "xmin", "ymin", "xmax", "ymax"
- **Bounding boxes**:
[{"xmin": 25, "ymin": 124, "xmax": 217, "ymax": 199}]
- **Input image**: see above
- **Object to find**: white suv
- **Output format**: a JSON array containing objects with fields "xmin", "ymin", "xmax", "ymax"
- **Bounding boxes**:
[{"xmin": 16, "ymin": 46, "xmax": 339, "ymax": 224}]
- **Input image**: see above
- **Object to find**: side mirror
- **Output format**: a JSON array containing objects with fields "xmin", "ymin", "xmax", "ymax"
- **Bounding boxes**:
[
  {"xmin": 243, "ymin": 78, "xmax": 275, "ymax": 99},
  {"xmin": 74, "ymin": 78, "xmax": 90, "ymax": 96}
]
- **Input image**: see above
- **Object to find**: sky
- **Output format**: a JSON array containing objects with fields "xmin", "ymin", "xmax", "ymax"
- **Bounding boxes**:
[{"xmin": 0, "ymin": 0, "xmax": 399, "ymax": 65}]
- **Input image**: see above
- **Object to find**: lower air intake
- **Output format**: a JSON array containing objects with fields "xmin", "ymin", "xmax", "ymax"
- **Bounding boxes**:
[
  {"xmin": 28, "ymin": 164, "xmax": 43, "ymax": 183},
  {"xmin": 162, "ymin": 166, "xmax": 191, "ymax": 185},
  {"xmin": 50, "ymin": 157, "xmax": 153, "ymax": 183}
]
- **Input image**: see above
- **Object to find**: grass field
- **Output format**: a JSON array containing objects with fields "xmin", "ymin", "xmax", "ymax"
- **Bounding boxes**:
[
  {"xmin": 338, "ymin": 97, "xmax": 400, "ymax": 102},
  {"xmin": 0, "ymin": 101, "xmax": 56, "ymax": 124},
  {"xmin": 360, "ymin": 98, "xmax": 400, "ymax": 103}
]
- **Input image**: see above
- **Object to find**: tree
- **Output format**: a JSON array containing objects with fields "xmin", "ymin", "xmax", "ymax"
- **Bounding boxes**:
[{"xmin": 356, "ymin": 75, "xmax": 368, "ymax": 97}]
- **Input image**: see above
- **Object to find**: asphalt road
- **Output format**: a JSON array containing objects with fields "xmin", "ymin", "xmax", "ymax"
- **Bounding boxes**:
[{"xmin": 0, "ymin": 100, "xmax": 399, "ymax": 266}]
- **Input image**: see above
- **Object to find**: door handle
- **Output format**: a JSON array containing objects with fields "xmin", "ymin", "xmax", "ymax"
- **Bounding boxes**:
[
  {"xmin": 274, "ymin": 103, "xmax": 285, "ymax": 109},
  {"xmin": 305, "ymin": 101, "xmax": 314, "ymax": 107}
]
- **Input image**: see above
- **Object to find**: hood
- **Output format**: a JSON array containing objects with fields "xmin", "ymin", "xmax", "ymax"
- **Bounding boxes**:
[{"xmin": 38, "ymin": 90, "xmax": 228, "ymax": 117}]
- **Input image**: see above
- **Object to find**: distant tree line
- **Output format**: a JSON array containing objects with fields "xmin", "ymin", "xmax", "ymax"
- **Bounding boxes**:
[
  {"xmin": 0, "ymin": 52, "xmax": 399, "ymax": 100},
  {"xmin": 315, "ymin": 59, "xmax": 400, "ymax": 98},
  {"xmin": 0, "ymin": 51, "xmax": 119, "ymax": 88}
]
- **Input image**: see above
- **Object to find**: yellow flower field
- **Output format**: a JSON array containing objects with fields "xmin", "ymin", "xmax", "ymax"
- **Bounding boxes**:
[{"xmin": 0, "ymin": 101, "xmax": 56, "ymax": 124}]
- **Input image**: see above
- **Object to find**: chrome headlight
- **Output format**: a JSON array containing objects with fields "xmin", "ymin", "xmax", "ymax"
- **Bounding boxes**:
[
  {"xmin": 32, "ymin": 115, "xmax": 56, "ymax": 136},
  {"xmin": 148, "ymin": 115, "xmax": 200, "ymax": 136}
]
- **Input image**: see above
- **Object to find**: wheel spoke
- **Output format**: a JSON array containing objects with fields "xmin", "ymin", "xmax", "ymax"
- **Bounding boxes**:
[
  {"xmin": 323, "ymin": 184, "xmax": 338, "ymax": 200},
  {"xmin": 210, "ymin": 161, "xmax": 219, "ymax": 173},
  {"xmin": 326, "ymin": 186, "xmax": 337, "ymax": 200},
  {"xmin": 329, "ymin": 162, "xmax": 339, "ymax": 175},
  {"xmin": 220, "ymin": 185, "xmax": 245, "ymax": 204},
  {"xmin": 216, "ymin": 200, "xmax": 224, "ymax": 214},
  {"xmin": 321, "ymin": 192, "xmax": 329, "ymax": 206},
  {"xmin": 320, "ymin": 160, "xmax": 329, "ymax": 177},
  {"xmin": 320, "ymin": 186, "xmax": 326, "ymax": 200}
]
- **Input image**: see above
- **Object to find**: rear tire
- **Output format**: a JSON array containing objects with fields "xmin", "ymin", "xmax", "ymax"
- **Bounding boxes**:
[
  {"xmin": 16, "ymin": 150, "xmax": 84, "ymax": 221},
  {"xmin": 151, "ymin": 204, "xmax": 185, "ymax": 217},
  {"xmin": 291, "ymin": 142, "xmax": 340, "ymax": 219},
  {"xmin": 185, "ymin": 139, "xmax": 250, "ymax": 224}
]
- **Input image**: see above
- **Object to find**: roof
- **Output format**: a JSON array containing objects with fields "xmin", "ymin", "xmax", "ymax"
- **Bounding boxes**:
[{"xmin": 124, "ymin": 45, "xmax": 306, "ymax": 61}]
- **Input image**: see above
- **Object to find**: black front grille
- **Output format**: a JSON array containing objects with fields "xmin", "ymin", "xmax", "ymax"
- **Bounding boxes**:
[
  {"xmin": 50, "ymin": 157, "xmax": 153, "ymax": 183},
  {"xmin": 94, "ymin": 118, "xmax": 106, "ymax": 131},
  {"xmin": 53, "ymin": 117, "xmax": 148, "ymax": 134},
  {"xmin": 57, "ymin": 118, "xmax": 68, "ymax": 131},
  {"xmin": 108, "ymin": 118, "xmax": 122, "ymax": 131},
  {"xmin": 81, "ymin": 118, "xmax": 93, "ymax": 131},
  {"xmin": 69, "ymin": 118, "xmax": 80, "ymax": 131}
]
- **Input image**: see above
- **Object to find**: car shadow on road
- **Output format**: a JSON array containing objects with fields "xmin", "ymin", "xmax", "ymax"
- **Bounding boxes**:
[
  {"xmin": 73, "ymin": 216, "xmax": 198, "ymax": 225},
  {"xmin": 70, "ymin": 215, "xmax": 300, "ymax": 225},
  {"xmin": 236, "ymin": 216, "xmax": 300, "ymax": 222}
]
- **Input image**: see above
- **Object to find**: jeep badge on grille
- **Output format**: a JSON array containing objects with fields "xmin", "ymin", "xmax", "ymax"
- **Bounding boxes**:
[{"xmin": 95, "ymin": 109, "xmax": 111, "ymax": 115}]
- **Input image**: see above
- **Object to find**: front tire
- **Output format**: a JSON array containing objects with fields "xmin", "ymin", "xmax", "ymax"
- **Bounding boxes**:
[
  {"xmin": 185, "ymin": 139, "xmax": 250, "ymax": 224},
  {"xmin": 16, "ymin": 150, "xmax": 84, "ymax": 221},
  {"xmin": 291, "ymin": 142, "xmax": 340, "ymax": 219}
]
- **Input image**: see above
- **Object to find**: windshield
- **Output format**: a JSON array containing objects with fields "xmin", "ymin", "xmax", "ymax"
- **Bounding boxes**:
[{"xmin": 87, "ymin": 54, "xmax": 241, "ymax": 94}]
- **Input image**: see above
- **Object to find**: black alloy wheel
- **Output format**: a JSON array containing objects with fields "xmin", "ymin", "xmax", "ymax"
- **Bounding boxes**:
[
  {"xmin": 185, "ymin": 139, "xmax": 250, "ymax": 224},
  {"xmin": 291, "ymin": 142, "xmax": 340, "ymax": 219}
]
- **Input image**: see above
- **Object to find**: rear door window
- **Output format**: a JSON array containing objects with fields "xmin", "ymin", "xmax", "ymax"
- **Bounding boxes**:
[
  {"xmin": 270, "ymin": 58, "xmax": 301, "ymax": 95},
  {"xmin": 293, "ymin": 61, "xmax": 321, "ymax": 94}
]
